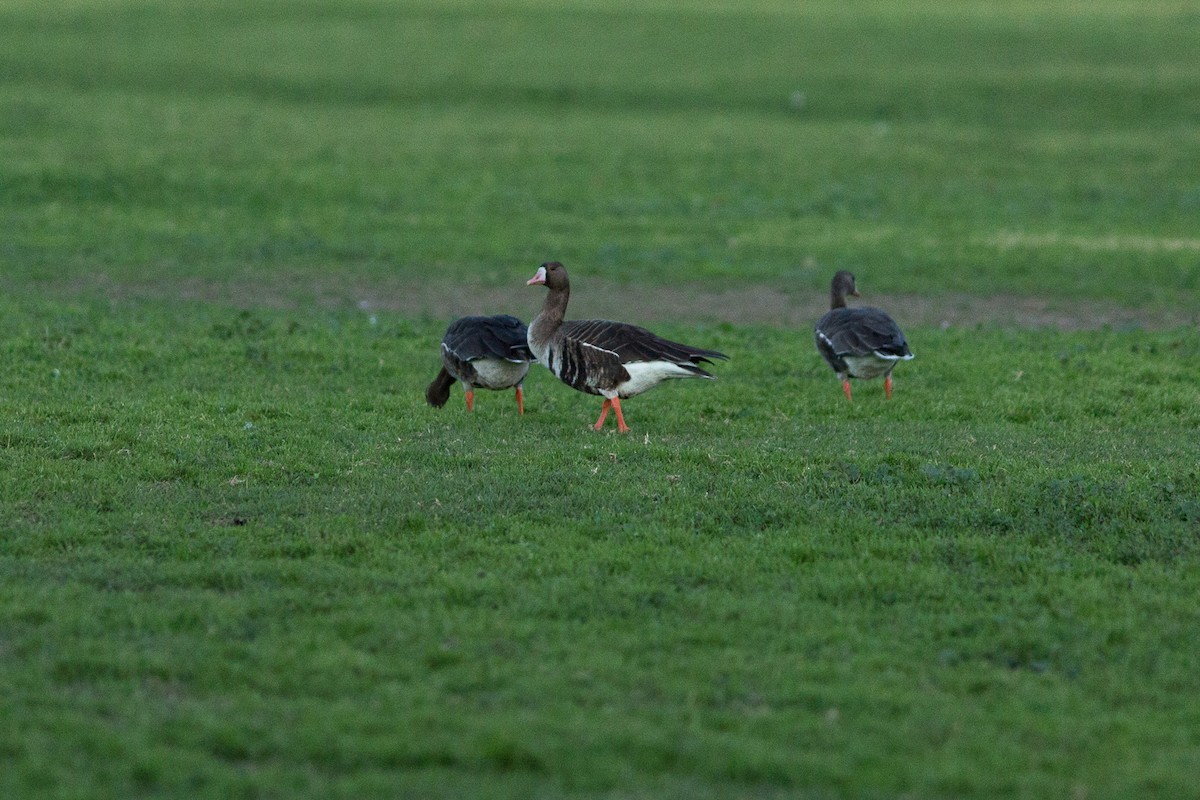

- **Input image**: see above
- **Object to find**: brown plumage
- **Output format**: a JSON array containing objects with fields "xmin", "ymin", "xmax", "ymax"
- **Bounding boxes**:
[
  {"xmin": 526, "ymin": 262, "xmax": 727, "ymax": 432},
  {"xmin": 426, "ymin": 315, "xmax": 533, "ymax": 414},
  {"xmin": 814, "ymin": 271, "xmax": 913, "ymax": 401}
]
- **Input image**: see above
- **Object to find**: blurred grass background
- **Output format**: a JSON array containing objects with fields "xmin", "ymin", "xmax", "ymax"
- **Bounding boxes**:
[{"xmin": 2, "ymin": 0, "xmax": 1198, "ymax": 310}]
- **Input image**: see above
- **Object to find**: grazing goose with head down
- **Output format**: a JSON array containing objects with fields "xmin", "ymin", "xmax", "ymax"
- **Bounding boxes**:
[
  {"xmin": 526, "ymin": 262, "xmax": 727, "ymax": 433},
  {"xmin": 814, "ymin": 270, "xmax": 913, "ymax": 401},
  {"xmin": 425, "ymin": 314, "xmax": 534, "ymax": 414}
]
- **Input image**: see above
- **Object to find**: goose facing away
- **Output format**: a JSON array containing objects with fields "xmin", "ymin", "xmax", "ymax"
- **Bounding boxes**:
[
  {"xmin": 814, "ymin": 270, "xmax": 913, "ymax": 401},
  {"xmin": 526, "ymin": 261, "xmax": 727, "ymax": 432},
  {"xmin": 426, "ymin": 315, "xmax": 534, "ymax": 414}
]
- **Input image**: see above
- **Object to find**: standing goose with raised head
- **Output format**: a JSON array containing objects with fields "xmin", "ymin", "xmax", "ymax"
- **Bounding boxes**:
[
  {"xmin": 526, "ymin": 262, "xmax": 727, "ymax": 433},
  {"xmin": 426, "ymin": 315, "xmax": 534, "ymax": 414},
  {"xmin": 814, "ymin": 270, "xmax": 913, "ymax": 401}
]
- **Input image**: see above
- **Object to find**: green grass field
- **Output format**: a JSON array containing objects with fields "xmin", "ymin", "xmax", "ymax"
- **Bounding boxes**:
[{"xmin": 3, "ymin": 1, "xmax": 1199, "ymax": 798}]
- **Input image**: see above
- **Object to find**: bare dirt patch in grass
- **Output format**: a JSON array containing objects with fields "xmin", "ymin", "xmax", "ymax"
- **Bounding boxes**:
[{"xmin": 75, "ymin": 273, "xmax": 1198, "ymax": 331}]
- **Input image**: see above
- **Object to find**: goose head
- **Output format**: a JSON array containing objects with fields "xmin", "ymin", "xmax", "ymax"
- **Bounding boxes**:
[
  {"xmin": 830, "ymin": 270, "xmax": 861, "ymax": 308},
  {"xmin": 527, "ymin": 261, "xmax": 569, "ymax": 289}
]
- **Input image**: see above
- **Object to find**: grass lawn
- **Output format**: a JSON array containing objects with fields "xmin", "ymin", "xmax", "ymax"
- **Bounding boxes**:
[{"xmin": 2, "ymin": 0, "xmax": 1199, "ymax": 798}]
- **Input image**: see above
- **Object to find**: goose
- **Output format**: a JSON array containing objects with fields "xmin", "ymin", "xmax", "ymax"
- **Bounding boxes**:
[
  {"xmin": 425, "ymin": 315, "xmax": 533, "ymax": 414},
  {"xmin": 526, "ymin": 262, "xmax": 727, "ymax": 432},
  {"xmin": 814, "ymin": 270, "xmax": 913, "ymax": 401}
]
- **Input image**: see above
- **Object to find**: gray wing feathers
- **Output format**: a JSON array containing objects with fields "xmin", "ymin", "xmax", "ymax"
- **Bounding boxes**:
[
  {"xmin": 815, "ymin": 307, "xmax": 911, "ymax": 359},
  {"xmin": 561, "ymin": 320, "xmax": 728, "ymax": 366},
  {"xmin": 547, "ymin": 320, "xmax": 727, "ymax": 394},
  {"xmin": 443, "ymin": 315, "xmax": 533, "ymax": 363}
]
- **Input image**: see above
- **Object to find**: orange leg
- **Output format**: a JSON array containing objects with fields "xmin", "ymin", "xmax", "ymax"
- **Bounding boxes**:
[
  {"xmin": 611, "ymin": 397, "xmax": 630, "ymax": 433},
  {"xmin": 842, "ymin": 379, "xmax": 853, "ymax": 402},
  {"xmin": 515, "ymin": 386, "xmax": 525, "ymax": 415},
  {"xmin": 464, "ymin": 388, "xmax": 474, "ymax": 412},
  {"xmin": 593, "ymin": 398, "xmax": 612, "ymax": 430},
  {"xmin": 884, "ymin": 374, "xmax": 893, "ymax": 399}
]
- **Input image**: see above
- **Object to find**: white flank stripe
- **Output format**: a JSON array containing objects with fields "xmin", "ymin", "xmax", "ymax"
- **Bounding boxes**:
[
  {"xmin": 618, "ymin": 361, "xmax": 706, "ymax": 397},
  {"xmin": 581, "ymin": 340, "xmax": 619, "ymax": 358}
]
